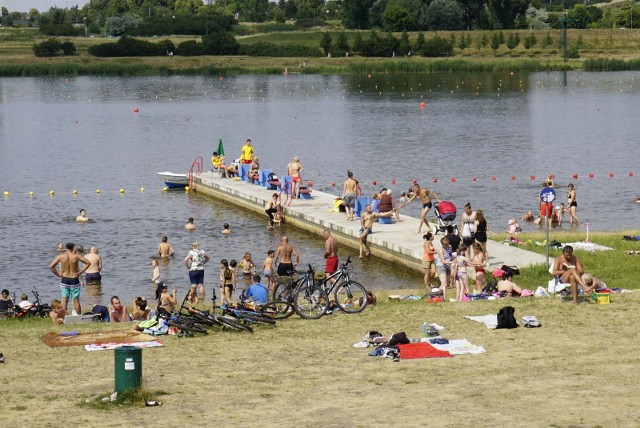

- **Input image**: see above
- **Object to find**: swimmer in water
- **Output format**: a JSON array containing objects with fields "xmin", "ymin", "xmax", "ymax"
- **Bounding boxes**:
[{"xmin": 76, "ymin": 209, "xmax": 88, "ymax": 223}]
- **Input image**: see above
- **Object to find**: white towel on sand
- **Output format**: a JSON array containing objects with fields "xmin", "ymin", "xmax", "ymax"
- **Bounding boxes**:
[{"xmin": 431, "ymin": 339, "xmax": 486, "ymax": 355}]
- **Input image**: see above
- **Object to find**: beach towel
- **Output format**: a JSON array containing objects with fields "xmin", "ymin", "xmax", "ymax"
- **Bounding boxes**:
[
  {"xmin": 42, "ymin": 330, "xmax": 155, "ymax": 348},
  {"xmin": 84, "ymin": 340, "xmax": 164, "ymax": 352},
  {"xmin": 397, "ymin": 343, "xmax": 453, "ymax": 359},
  {"xmin": 562, "ymin": 242, "xmax": 612, "ymax": 252},
  {"xmin": 430, "ymin": 339, "xmax": 486, "ymax": 355},
  {"xmin": 465, "ymin": 314, "xmax": 498, "ymax": 329}
]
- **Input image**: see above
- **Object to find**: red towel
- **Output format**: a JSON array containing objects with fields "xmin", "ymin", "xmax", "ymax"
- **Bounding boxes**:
[{"xmin": 397, "ymin": 343, "xmax": 453, "ymax": 359}]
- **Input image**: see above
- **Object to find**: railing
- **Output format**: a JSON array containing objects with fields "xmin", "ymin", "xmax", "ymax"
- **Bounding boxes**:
[{"xmin": 188, "ymin": 156, "xmax": 204, "ymax": 189}]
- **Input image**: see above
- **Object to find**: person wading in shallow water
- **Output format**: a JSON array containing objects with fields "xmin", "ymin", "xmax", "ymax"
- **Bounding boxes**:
[{"xmin": 49, "ymin": 242, "xmax": 91, "ymax": 315}]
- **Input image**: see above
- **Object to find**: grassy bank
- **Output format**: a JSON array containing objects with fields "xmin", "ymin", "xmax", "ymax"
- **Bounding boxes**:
[
  {"xmin": 2, "ymin": 28, "xmax": 640, "ymax": 76},
  {"xmin": 2, "ymin": 284, "xmax": 639, "ymax": 426}
]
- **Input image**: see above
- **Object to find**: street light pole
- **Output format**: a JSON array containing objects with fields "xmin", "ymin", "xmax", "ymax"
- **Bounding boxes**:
[{"xmin": 562, "ymin": 11, "xmax": 568, "ymax": 64}]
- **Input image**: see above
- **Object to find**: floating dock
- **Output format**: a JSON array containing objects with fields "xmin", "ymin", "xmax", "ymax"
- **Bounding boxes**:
[{"xmin": 192, "ymin": 172, "xmax": 547, "ymax": 274}]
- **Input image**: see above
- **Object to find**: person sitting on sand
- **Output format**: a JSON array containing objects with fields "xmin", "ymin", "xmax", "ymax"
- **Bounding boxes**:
[
  {"xmin": 76, "ymin": 209, "xmax": 88, "ymax": 223},
  {"xmin": 497, "ymin": 271, "xmax": 524, "ymax": 297},
  {"xmin": 582, "ymin": 273, "xmax": 607, "ymax": 293},
  {"xmin": 221, "ymin": 223, "xmax": 232, "ymax": 235},
  {"xmin": 49, "ymin": 299, "xmax": 66, "ymax": 324},
  {"xmin": 185, "ymin": 217, "xmax": 196, "ymax": 230},
  {"xmin": 108, "ymin": 296, "xmax": 130, "ymax": 322}
]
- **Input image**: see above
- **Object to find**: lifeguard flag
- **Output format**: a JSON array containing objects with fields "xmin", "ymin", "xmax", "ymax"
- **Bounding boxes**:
[{"xmin": 216, "ymin": 138, "xmax": 225, "ymax": 157}]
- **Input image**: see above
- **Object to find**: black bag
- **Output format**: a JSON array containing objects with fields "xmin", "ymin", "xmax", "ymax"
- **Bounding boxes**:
[
  {"xmin": 496, "ymin": 306, "xmax": 518, "ymax": 329},
  {"xmin": 483, "ymin": 279, "xmax": 497, "ymax": 293},
  {"xmin": 388, "ymin": 332, "xmax": 410, "ymax": 346}
]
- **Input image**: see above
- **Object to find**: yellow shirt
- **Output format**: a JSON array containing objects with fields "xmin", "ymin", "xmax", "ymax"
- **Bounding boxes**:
[
  {"xmin": 241, "ymin": 144, "xmax": 253, "ymax": 162},
  {"xmin": 211, "ymin": 155, "xmax": 222, "ymax": 167}
]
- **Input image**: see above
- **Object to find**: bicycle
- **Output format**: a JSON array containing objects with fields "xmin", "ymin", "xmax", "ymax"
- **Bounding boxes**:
[
  {"xmin": 216, "ymin": 292, "xmax": 277, "ymax": 326},
  {"xmin": 12, "ymin": 288, "xmax": 52, "ymax": 319},
  {"xmin": 291, "ymin": 264, "xmax": 329, "ymax": 320},
  {"xmin": 315, "ymin": 256, "xmax": 369, "ymax": 314}
]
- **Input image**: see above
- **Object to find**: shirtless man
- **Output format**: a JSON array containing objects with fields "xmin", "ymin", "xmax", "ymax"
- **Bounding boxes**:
[
  {"xmin": 157, "ymin": 235, "xmax": 174, "ymax": 257},
  {"xmin": 265, "ymin": 193, "xmax": 281, "ymax": 227},
  {"xmin": 84, "ymin": 246, "xmax": 102, "ymax": 283},
  {"xmin": 108, "ymin": 296, "xmax": 130, "ymax": 322},
  {"xmin": 274, "ymin": 236, "xmax": 300, "ymax": 276},
  {"xmin": 76, "ymin": 209, "xmax": 88, "ymax": 223},
  {"xmin": 185, "ymin": 217, "xmax": 196, "ymax": 230},
  {"xmin": 49, "ymin": 242, "xmax": 91, "ymax": 314},
  {"xmin": 341, "ymin": 171, "xmax": 358, "ymax": 221},
  {"xmin": 323, "ymin": 230, "xmax": 339, "ymax": 279},
  {"xmin": 359, "ymin": 205, "xmax": 375, "ymax": 258},
  {"xmin": 287, "ymin": 156, "xmax": 304, "ymax": 199},
  {"xmin": 552, "ymin": 245, "xmax": 586, "ymax": 304},
  {"xmin": 400, "ymin": 183, "xmax": 440, "ymax": 233}
]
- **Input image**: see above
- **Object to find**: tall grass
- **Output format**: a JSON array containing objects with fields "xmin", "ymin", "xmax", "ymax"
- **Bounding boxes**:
[{"xmin": 584, "ymin": 58, "xmax": 640, "ymax": 71}]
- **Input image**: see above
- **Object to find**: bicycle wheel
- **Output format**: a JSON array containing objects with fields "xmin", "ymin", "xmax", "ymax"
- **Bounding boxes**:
[
  {"xmin": 273, "ymin": 280, "xmax": 293, "ymax": 301},
  {"xmin": 334, "ymin": 281, "xmax": 368, "ymax": 314},
  {"xmin": 216, "ymin": 316, "xmax": 253, "ymax": 333},
  {"xmin": 293, "ymin": 285, "xmax": 328, "ymax": 320},
  {"xmin": 238, "ymin": 312, "xmax": 277, "ymax": 325},
  {"xmin": 260, "ymin": 300, "xmax": 295, "ymax": 320},
  {"xmin": 189, "ymin": 311, "xmax": 217, "ymax": 327},
  {"xmin": 167, "ymin": 320, "xmax": 208, "ymax": 334}
]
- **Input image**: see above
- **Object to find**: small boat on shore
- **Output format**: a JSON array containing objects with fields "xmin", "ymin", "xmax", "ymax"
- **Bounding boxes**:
[{"xmin": 157, "ymin": 172, "xmax": 189, "ymax": 189}]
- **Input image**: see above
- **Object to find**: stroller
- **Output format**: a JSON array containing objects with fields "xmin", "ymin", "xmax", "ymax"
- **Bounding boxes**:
[{"xmin": 433, "ymin": 201, "xmax": 458, "ymax": 235}]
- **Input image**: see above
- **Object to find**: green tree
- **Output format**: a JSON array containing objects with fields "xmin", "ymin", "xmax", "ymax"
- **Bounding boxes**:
[
  {"xmin": 382, "ymin": 4, "xmax": 414, "ymax": 32},
  {"xmin": 353, "ymin": 32, "xmax": 364, "ymax": 53},
  {"xmin": 525, "ymin": 6, "xmax": 549, "ymax": 30},
  {"xmin": 384, "ymin": 31, "xmax": 399, "ymax": 56},
  {"xmin": 342, "ymin": 0, "xmax": 374, "ymax": 29},
  {"xmin": 523, "ymin": 33, "xmax": 537, "ymax": 49},
  {"xmin": 541, "ymin": 32, "xmax": 553, "ymax": 49},
  {"xmin": 458, "ymin": 32, "xmax": 469, "ymax": 50},
  {"xmin": 320, "ymin": 31, "xmax": 332, "ymax": 55},
  {"xmin": 427, "ymin": 0, "xmax": 464, "ymax": 30},
  {"xmin": 398, "ymin": 30, "xmax": 411, "ymax": 55},
  {"xmin": 335, "ymin": 32, "xmax": 350, "ymax": 55},
  {"xmin": 415, "ymin": 31, "xmax": 426, "ymax": 53},
  {"xmin": 506, "ymin": 33, "xmax": 519, "ymax": 50},
  {"xmin": 490, "ymin": 31, "xmax": 501, "ymax": 52},
  {"xmin": 567, "ymin": 4, "xmax": 603, "ymax": 29},
  {"xmin": 105, "ymin": 14, "xmax": 143, "ymax": 36},
  {"xmin": 486, "ymin": 0, "xmax": 529, "ymax": 29}
]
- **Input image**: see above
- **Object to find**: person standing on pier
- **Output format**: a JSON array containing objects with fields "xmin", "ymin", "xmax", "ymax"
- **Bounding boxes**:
[
  {"xmin": 341, "ymin": 171, "xmax": 358, "ymax": 221},
  {"xmin": 400, "ymin": 183, "xmax": 440, "ymax": 234},
  {"xmin": 240, "ymin": 139, "xmax": 254, "ymax": 164},
  {"xmin": 275, "ymin": 236, "xmax": 300, "ymax": 276},
  {"xmin": 359, "ymin": 205, "xmax": 375, "ymax": 258},
  {"xmin": 287, "ymin": 156, "xmax": 304, "ymax": 199}
]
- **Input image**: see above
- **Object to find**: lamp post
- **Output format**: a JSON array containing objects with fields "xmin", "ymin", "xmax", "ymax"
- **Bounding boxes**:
[{"xmin": 83, "ymin": 16, "xmax": 87, "ymax": 37}]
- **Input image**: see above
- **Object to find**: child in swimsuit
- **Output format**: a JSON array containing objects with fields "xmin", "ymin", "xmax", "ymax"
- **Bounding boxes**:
[
  {"xmin": 470, "ymin": 243, "xmax": 486, "ymax": 293},
  {"xmin": 238, "ymin": 253, "xmax": 256, "ymax": 277},
  {"xmin": 454, "ymin": 244, "xmax": 469, "ymax": 301},
  {"xmin": 262, "ymin": 250, "xmax": 276, "ymax": 294},
  {"xmin": 219, "ymin": 259, "xmax": 235, "ymax": 304}
]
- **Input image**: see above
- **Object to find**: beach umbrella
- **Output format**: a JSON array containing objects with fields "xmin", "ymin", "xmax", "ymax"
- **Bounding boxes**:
[{"xmin": 216, "ymin": 138, "xmax": 225, "ymax": 157}]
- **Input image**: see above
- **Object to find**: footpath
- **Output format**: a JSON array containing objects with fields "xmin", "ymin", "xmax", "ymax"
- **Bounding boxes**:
[{"xmin": 192, "ymin": 172, "xmax": 547, "ymax": 274}]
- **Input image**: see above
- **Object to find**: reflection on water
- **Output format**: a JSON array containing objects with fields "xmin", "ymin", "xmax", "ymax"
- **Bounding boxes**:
[{"xmin": 1, "ymin": 72, "xmax": 639, "ymax": 305}]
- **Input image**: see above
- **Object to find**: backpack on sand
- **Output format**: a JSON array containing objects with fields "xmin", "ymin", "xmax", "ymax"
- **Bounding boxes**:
[{"xmin": 496, "ymin": 306, "xmax": 518, "ymax": 329}]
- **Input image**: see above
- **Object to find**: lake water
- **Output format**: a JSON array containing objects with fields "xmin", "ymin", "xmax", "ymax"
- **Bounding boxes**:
[{"xmin": 1, "ymin": 71, "xmax": 638, "ymax": 306}]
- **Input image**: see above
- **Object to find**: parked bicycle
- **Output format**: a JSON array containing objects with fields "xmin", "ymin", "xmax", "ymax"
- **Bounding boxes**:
[{"xmin": 315, "ymin": 256, "xmax": 368, "ymax": 314}]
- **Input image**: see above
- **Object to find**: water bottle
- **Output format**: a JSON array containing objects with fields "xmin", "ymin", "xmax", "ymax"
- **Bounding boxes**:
[{"xmin": 421, "ymin": 321, "xmax": 430, "ymax": 337}]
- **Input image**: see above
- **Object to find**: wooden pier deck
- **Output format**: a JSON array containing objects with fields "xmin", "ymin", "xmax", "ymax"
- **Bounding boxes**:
[{"xmin": 192, "ymin": 172, "xmax": 547, "ymax": 274}]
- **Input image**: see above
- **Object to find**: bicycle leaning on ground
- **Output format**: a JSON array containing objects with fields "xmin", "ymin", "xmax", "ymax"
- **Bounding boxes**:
[
  {"xmin": 316, "ymin": 256, "xmax": 369, "ymax": 314},
  {"xmin": 273, "ymin": 265, "xmax": 329, "ymax": 320}
]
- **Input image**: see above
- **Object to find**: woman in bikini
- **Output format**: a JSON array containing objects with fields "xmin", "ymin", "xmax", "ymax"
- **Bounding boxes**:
[
  {"xmin": 434, "ymin": 237, "xmax": 453, "ymax": 298},
  {"xmin": 249, "ymin": 157, "xmax": 260, "ymax": 184},
  {"xmin": 454, "ymin": 244, "xmax": 469, "ymax": 301},
  {"xmin": 219, "ymin": 259, "xmax": 235, "ymax": 304},
  {"xmin": 155, "ymin": 283, "xmax": 176, "ymax": 313},
  {"xmin": 287, "ymin": 156, "xmax": 304, "ymax": 199},
  {"xmin": 422, "ymin": 232, "xmax": 436, "ymax": 295},
  {"xmin": 474, "ymin": 209, "xmax": 488, "ymax": 261}
]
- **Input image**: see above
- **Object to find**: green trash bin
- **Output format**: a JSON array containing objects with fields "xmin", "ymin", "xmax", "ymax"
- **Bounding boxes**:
[{"xmin": 114, "ymin": 346, "xmax": 142, "ymax": 393}]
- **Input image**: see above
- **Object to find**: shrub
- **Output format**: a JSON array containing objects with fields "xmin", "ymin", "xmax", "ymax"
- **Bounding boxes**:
[
  {"xmin": 88, "ymin": 36, "xmax": 165, "ymax": 57},
  {"xmin": 240, "ymin": 42, "xmax": 322, "ymax": 57},
  {"xmin": 39, "ymin": 23, "xmax": 83, "ymax": 36},
  {"xmin": 176, "ymin": 40, "xmax": 204, "ymax": 56},
  {"xmin": 421, "ymin": 36, "xmax": 453, "ymax": 57},
  {"xmin": 32, "ymin": 39, "xmax": 76, "ymax": 57}
]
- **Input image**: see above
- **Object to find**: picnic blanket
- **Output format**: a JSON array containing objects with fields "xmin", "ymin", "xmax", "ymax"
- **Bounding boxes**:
[
  {"xmin": 563, "ymin": 242, "xmax": 612, "ymax": 252},
  {"xmin": 465, "ymin": 314, "xmax": 498, "ymax": 329},
  {"xmin": 397, "ymin": 343, "xmax": 453, "ymax": 359},
  {"xmin": 430, "ymin": 339, "xmax": 486, "ymax": 355},
  {"xmin": 42, "ymin": 330, "xmax": 155, "ymax": 348},
  {"xmin": 84, "ymin": 340, "xmax": 164, "ymax": 352}
]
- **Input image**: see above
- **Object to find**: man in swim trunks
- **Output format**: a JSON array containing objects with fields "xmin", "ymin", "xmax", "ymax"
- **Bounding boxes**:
[
  {"xmin": 265, "ymin": 193, "xmax": 281, "ymax": 227},
  {"xmin": 341, "ymin": 171, "xmax": 358, "ymax": 221},
  {"xmin": 274, "ymin": 236, "xmax": 300, "ymax": 276},
  {"xmin": 400, "ymin": 183, "xmax": 440, "ymax": 233},
  {"xmin": 49, "ymin": 242, "xmax": 91, "ymax": 314},
  {"xmin": 240, "ymin": 139, "xmax": 253, "ymax": 164},
  {"xmin": 157, "ymin": 235, "xmax": 175, "ymax": 258},
  {"xmin": 287, "ymin": 156, "xmax": 304, "ymax": 199},
  {"xmin": 84, "ymin": 246, "xmax": 102, "ymax": 283},
  {"xmin": 551, "ymin": 245, "xmax": 586, "ymax": 305},
  {"xmin": 323, "ymin": 230, "xmax": 339, "ymax": 280},
  {"xmin": 359, "ymin": 205, "xmax": 375, "ymax": 258}
]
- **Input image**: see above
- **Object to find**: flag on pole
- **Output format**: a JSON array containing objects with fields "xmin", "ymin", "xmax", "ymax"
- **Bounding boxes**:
[{"xmin": 216, "ymin": 138, "xmax": 225, "ymax": 157}]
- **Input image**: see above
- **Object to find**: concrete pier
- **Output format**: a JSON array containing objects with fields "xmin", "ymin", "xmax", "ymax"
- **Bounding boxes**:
[{"xmin": 192, "ymin": 172, "xmax": 547, "ymax": 274}]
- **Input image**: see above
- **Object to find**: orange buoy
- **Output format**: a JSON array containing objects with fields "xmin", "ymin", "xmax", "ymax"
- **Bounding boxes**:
[
  {"xmin": 307, "ymin": 181, "xmax": 313, "ymax": 187},
  {"xmin": 530, "ymin": 175, "xmax": 535, "ymax": 180},
  {"xmin": 511, "ymin": 176, "xmax": 516, "ymax": 181},
  {"xmin": 420, "ymin": 101, "xmax": 426, "ymax": 109},
  {"xmin": 133, "ymin": 107, "xmax": 139, "ymax": 113}
]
